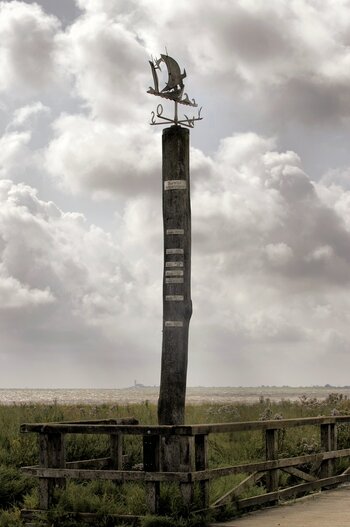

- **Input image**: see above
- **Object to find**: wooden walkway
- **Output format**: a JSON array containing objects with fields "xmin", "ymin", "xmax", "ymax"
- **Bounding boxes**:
[{"xmin": 211, "ymin": 485, "xmax": 350, "ymax": 526}]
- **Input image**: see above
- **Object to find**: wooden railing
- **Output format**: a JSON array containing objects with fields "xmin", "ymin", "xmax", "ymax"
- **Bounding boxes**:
[{"xmin": 20, "ymin": 415, "xmax": 350, "ymax": 525}]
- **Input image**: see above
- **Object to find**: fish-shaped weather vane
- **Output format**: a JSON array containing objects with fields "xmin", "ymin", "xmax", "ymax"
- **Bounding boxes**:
[{"xmin": 147, "ymin": 53, "xmax": 203, "ymax": 128}]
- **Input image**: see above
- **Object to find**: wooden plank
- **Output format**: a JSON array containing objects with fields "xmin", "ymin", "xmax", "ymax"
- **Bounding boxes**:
[
  {"xmin": 320, "ymin": 423, "xmax": 337, "ymax": 478},
  {"xmin": 38, "ymin": 433, "xmax": 65, "ymax": 509},
  {"xmin": 210, "ymin": 474, "xmax": 349, "ymax": 512},
  {"xmin": 21, "ymin": 509, "xmax": 142, "ymax": 525},
  {"xmin": 189, "ymin": 416, "xmax": 350, "ymax": 435},
  {"xmin": 236, "ymin": 474, "xmax": 349, "ymax": 510},
  {"xmin": 23, "ymin": 458, "xmax": 114, "ymax": 470},
  {"xmin": 191, "ymin": 447, "xmax": 350, "ymax": 481},
  {"xmin": 110, "ymin": 433, "xmax": 123, "ymax": 470},
  {"xmin": 60, "ymin": 418, "xmax": 138, "ymax": 425},
  {"xmin": 21, "ymin": 466, "xmax": 191, "ymax": 482},
  {"xmin": 211, "ymin": 472, "xmax": 264, "ymax": 507},
  {"xmin": 143, "ymin": 435, "xmax": 160, "ymax": 513},
  {"xmin": 195, "ymin": 434, "xmax": 209, "ymax": 509},
  {"xmin": 20, "ymin": 415, "xmax": 350, "ymax": 436},
  {"xmin": 20, "ymin": 423, "xmax": 193, "ymax": 436},
  {"xmin": 180, "ymin": 436, "xmax": 196, "ymax": 509},
  {"xmin": 266, "ymin": 429, "xmax": 278, "ymax": 493},
  {"xmin": 282, "ymin": 466, "xmax": 316, "ymax": 482}
]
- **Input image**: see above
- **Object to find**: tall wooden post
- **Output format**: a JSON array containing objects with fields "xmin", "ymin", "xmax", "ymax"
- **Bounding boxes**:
[{"xmin": 158, "ymin": 125, "xmax": 192, "ymax": 426}]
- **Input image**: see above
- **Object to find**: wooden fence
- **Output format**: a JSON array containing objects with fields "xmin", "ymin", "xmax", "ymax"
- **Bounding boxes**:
[{"xmin": 20, "ymin": 415, "xmax": 350, "ymax": 525}]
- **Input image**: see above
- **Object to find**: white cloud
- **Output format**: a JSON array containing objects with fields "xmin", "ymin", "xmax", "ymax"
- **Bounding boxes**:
[
  {"xmin": 11, "ymin": 101, "xmax": 50, "ymax": 127},
  {"xmin": 0, "ymin": 262, "xmax": 54, "ymax": 308},
  {"xmin": 0, "ymin": 130, "xmax": 31, "ymax": 178},
  {"xmin": 60, "ymin": 10, "xmax": 147, "ymax": 122},
  {"xmin": 0, "ymin": 1, "xmax": 61, "ymax": 94},
  {"xmin": 45, "ymin": 114, "xmax": 160, "ymax": 197}
]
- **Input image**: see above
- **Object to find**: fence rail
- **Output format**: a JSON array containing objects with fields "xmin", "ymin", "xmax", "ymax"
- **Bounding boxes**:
[{"xmin": 20, "ymin": 415, "xmax": 350, "ymax": 525}]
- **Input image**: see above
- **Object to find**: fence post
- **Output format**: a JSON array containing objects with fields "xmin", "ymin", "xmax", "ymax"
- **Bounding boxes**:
[
  {"xmin": 161, "ymin": 434, "xmax": 195, "ymax": 510},
  {"xmin": 320, "ymin": 423, "xmax": 337, "ymax": 479},
  {"xmin": 38, "ymin": 433, "xmax": 65, "ymax": 510},
  {"xmin": 265, "ymin": 428, "xmax": 278, "ymax": 493},
  {"xmin": 143, "ymin": 434, "xmax": 161, "ymax": 514},
  {"xmin": 179, "ymin": 436, "xmax": 195, "ymax": 509},
  {"xmin": 110, "ymin": 432, "xmax": 123, "ymax": 469},
  {"xmin": 195, "ymin": 434, "xmax": 209, "ymax": 509}
]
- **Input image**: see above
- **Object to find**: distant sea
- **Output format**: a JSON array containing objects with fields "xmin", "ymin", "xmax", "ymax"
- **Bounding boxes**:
[{"xmin": 0, "ymin": 386, "xmax": 349, "ymax": 405}]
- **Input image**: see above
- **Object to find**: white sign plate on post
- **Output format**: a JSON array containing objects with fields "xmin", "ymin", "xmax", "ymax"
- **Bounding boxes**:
[
  {"xmin": 165, "ymin": 295, "xmax": 184, "ymax": 301},
  {"xmin": 165, "ymin": 270, "xmax": 184, "ymax": 277},
  {"xmin": 166, "ymin": 229, "xmax": 184, "ymax": 235},
  {"xmin": 165, "ymin": 321, "xmax": 183, "ymax": 328},
  {"xmin": 164, "ymin": 180, "xmax": 187, "ymax": 191},
  {"xmin": 165, "ymin": 261, "xmax": 184, "ymax": 268},
  {"xmin": 166, "ymin": 248, "xmax": 184, "ymax": 255}
]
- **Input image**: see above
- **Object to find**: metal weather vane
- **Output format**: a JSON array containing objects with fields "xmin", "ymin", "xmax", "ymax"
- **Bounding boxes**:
[{"xmin": 147, "ymin": 53, "xmax": 203, "ymax": 128}]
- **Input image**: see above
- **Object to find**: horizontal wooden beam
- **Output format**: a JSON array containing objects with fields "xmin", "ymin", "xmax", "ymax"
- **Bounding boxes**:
[
  {"xmin": 21, "ymin": 466, "xmax": 191, "ymax": 483},
  {"xmin": 22, "ymin": 458, "xmax": 111, "ymax": 470},
  {"xmin": 207, "ymin": 474, "xmax": 349, "ymax": 513},
  {"xmin": 22, "ymin": 448, "xmax": 350, "ymax": 484},
  {"xmin": 21, "ymin": 509, "xmax": 141, "ymax": 525},
  {"xmin": 20, "ymin": 415, "xmax": 350, "ymax": 436},
  {"xmin": 189, "ymin": 415, "xmax": 350, "ymax": 435},
  {"xmin": 192, "ymin": 448, "xmax": 350, "ymax": 481},
  {"xmin": 235, "ymin": 474, "xmax": 349, "ymax": 510},
  {"xmin": 20, "ymin": 423, "xmax": 194, "ymax": 436},
  {"xmin": 59, "ymin": 418, "xmax": 139, "ymax": 425}
]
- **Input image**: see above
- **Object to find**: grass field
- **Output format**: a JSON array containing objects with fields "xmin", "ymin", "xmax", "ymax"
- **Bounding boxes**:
[{"xmin": 1, "ymin": 391, "xmax": 350, "ymax": 526}]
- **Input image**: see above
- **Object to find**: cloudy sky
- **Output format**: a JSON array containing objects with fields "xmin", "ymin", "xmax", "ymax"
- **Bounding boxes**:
[{"xmin": 2, "ymin": 0, "xmax": 350, "ymax": 388}]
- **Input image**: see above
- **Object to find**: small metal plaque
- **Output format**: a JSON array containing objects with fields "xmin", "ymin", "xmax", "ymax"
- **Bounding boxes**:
[
  {"xmin": 165, "ymin": 295, "xmax": 184, "ymax": 301},
  {"xmin": 165, "ymin": 321, "xmax": 183, "ymax": 328},
  {"xmin": 166, "ymin": 229, "xmax": 184, "ymax": 235},
  {"xmin": 165, "ymin": 270, "xmax": 184, "ymax": 277},
  {"xmin": 166, "ymin": 278, "xmax": 184, "ymax": 284},
  {"xmin": 166, "ymin": 248, "xmax": 184, "ymax": 255},
  {"xmin": 164, "ymin": 180, "xmax": 187, "ymax": 191},
  {"xmin": 165, "ymin": 261, "xmax": 184, "ymax": 268}
]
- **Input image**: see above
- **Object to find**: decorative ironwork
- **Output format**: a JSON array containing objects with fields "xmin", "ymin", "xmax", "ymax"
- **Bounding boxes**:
[{"xmin": 147, "ymin": 53, "xmax": 203, "ymax": 128}]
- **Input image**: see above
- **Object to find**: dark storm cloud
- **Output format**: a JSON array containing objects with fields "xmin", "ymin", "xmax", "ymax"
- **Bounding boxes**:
[{"xmin": 270, "ymin": 77, "xmax": 350, "ymax": 126}]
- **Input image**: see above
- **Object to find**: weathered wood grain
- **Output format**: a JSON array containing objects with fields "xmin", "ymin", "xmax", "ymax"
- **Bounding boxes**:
[
  {"xmin": 195, "ymin": 434, "xmax": 209, "ymax": 509},
  {"xmin": 21, "ymin": 509, "xmax": 141, "ymax": 525},
  {"xmin": 320, "ymin": 423, "xmax": 337, "ymax": 478},
  {"xmin": 20, "ymin": 415, "xmax": 350, "ymax": 436},
  {"xmin": 191, "ymin": 448, "xmax": 350, "ymax": 481},
  {"xmin": 266, "ymin": 428, "xmax": 278, "ymax": 493},
  {"xmin": 38, "ymin": 433, "xmax": 65, "ymax": 509},
  {"xmin": 282, "ymin": 466, "xmax": 316, "ymax": 482},
  {"xmin": 21, "ymin": 466, "xmax": 191, "ymax": 482},
  {"xmin": 143, "ymin": 435, "xmax": 161, "ymax": 513},
  {"xmin": 158, "ymin": 125, "xmax": 191, "ymax": 426}
]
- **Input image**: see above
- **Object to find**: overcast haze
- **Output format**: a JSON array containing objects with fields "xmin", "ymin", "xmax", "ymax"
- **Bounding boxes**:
[{"xmin": 1, "ymin": 0, "xmax": 350, "ymax": 388}]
